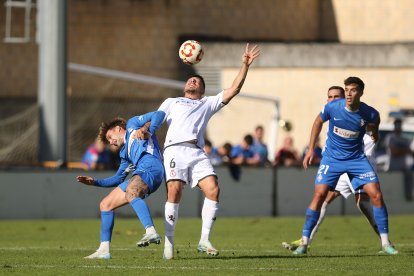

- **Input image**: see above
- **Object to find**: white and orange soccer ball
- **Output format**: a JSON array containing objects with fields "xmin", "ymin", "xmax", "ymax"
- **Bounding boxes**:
[{"xmin": 179, "ymin": 40, "xmax": 204, "ymax": 65}]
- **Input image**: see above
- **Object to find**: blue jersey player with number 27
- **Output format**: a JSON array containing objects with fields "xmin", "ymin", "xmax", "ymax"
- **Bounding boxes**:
[
  {"xmin": 294, "ymin": 77, "xmax": 398, "ymax": 255},
  {"xmin": 76, "ymin": 110, "xmax": 165, "ymax": 259}
]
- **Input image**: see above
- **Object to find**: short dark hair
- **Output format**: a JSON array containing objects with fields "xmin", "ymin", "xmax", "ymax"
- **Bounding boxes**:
[
  {"xmin": 98, "ymin": 117, "xmax": 127, "ymax": 144},
  {"xmin": 344, "ymin": 76, "xmax": 365, "ymax": 92},
  {"xmin": 244, "ymin": 134, "xmax": 254, "ymax": 146},
  {"xmin": 328, "ymin": 86, "xmax": 345, "ymax": 97},
  {"xmin": 188, "ymin": 74, "xmax": 205, "ymax": 89},
  {"xmin": 204, "ymin": 139, "xmax": 212, "ymax": 147}
]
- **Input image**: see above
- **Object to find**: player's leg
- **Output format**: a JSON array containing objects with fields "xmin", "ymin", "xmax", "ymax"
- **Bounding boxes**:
[
  {"xmin": 197, "ymin": 175, "xmax": 220, "ymax": 256},
  {"xmin": 362, "ymin": 182, "xmax": 397, "ymax": 254},
  {"xmin": 354, "ymin": 192, "xmax": 379, "ymax": 236},
  {"xmin": 164, "ymin": 180, "xmax": 184, "ymax": 259},
  {"xmin": 294, "ymin": 158, "xmax": 341, "ymax": 255},
  {"xmin": 296, "ymin": 184, "xmax": 330, "ymax": 249},
  {"xmin": 309, "ymin": 190, "xmax": 340, "ymax": 243},
  {"xmin": 127, "ymin": 155, "xmax": 164, "ymax": 247},
  {"xmin": 282, "ymin": 190, "xmax": 339, "ymax": 251},
  {"xmin": 348, "ymin": 156, "xmax": 397, "ymax": 254},
  {"xmin": 126, "ymin": 175, "xmax": 161, "ymax": 247},
  {"xmin": 85, "ymin": 187, "xmax": 128, "ymax": 259},
  {"xmin": 191, "ymin": 146, "xmax": 220, "ymax": 256}
]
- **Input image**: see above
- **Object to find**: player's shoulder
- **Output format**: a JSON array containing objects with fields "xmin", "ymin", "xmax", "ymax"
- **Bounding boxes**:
[
  {"xmin": 328, "ymin": 98, "xmax": 345, "ymax": 107},
  {"xmin": 360, "ymin": 101, "xmax": 379, "ymax": 116},
  {"xmin": 360, "ymin": 101, "xmax": 377, "ymax": 110}
]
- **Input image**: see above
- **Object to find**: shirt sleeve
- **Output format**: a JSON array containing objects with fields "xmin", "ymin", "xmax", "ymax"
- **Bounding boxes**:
[
  {"xmin": 319, "ymin": 102, "xmax": 331, "ymax": 122},
  {"xmin": 128, "ymin": 111, "xmax": 165, "ymax": 135},
  {"xmin": 158, "ymin": 98, "xmax": 173, "ymax": 123},
  {"xmin": 206, "ymin": 91, "xmax": 225, "ymax": 114},
  {"xmin": 94, "ymin": 158, "xmax": 130, "ymax": 187}
]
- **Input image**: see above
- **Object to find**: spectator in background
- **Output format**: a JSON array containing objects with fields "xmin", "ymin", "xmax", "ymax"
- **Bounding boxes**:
[
  {"xmin": 384, "ymin": 118, "xmax": 414, "ymax": 201},
  {"xmin": 217, "ymin": 142, "xmax": 233, "ymax": 164},
  {"xmin": 81, "ymin": 138, "xmax": 116, "ymax": 170},
  {"xmin": 273, "ymin": 136, "xmax": 300, "ymax": 167},
  {"xmin": 204, "ymin": 139, "xmax": 224, "ymax": 166},
  {"xmin": 231, "ymin": 134, "xmax": 260, "ymax": 166},
  {"xmin": 301, "ymin": 137, "xmax": 323, "ymax": 166},
  {"xmin": 251, "ymin": 125, "xmax": 269, "ymax": 166}
]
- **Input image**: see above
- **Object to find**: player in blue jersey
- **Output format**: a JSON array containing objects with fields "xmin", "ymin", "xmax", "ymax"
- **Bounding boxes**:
[
  {"xmin": 282, "ymin": 86, "xmax": 381, "ymax": 251},
  {"xmin": 76, "ymin": 110, "xmax": 165, "ymax": 259},
  {"xmin": 294, "ymin": 77, "xmax": 398, "ymax": 255}
]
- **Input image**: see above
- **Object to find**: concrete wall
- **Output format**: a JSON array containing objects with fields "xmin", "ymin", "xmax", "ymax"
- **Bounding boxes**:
[
  {"xmin": 202, "ymin": 43, "xmax": 414, "ymax": 155},
  {"xmin": 1, "ymin": 168, "xmax": 412, "ymax": 219}
]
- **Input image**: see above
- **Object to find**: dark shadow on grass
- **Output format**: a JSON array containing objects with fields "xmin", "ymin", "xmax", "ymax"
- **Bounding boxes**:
[{"xmin": 178, "ymin": 252, "xmax": 396, "ymax": 260}]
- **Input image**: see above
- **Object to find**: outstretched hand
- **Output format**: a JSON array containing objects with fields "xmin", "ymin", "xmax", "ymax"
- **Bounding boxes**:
[
  {"xmin": 242, "ymin": 43, "xmax": 260, "ymax": 66},
  {"xmin": 76, "ymin": 175, "xmax": 95, "ymax": 185}
]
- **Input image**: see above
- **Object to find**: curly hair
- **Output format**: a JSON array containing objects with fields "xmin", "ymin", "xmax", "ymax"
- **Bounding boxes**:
[{"xmin": 98, "ymin": 117, "xmax": 127, "ymax": 144}]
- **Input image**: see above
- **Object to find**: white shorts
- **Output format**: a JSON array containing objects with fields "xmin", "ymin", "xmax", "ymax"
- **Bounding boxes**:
[
  {"xmin": 163, "ymin": 143, "xmax": 216, "ymax": 188},
  {"xmin": 335, "ymin": 173, "xmax": 365, "ymax": 199}
]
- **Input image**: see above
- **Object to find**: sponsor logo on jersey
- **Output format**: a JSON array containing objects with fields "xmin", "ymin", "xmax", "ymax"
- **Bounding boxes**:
[
  {"xmin": 333, "ymin": 126, "xmax": 359, "ymax": 138},
  {"xmin": 358, "ymin": 171, "xmax": 376, "ymax": 179},
  {"xmin": 170, "ymin": 170, "xmax": 176, "ymax": 177}
]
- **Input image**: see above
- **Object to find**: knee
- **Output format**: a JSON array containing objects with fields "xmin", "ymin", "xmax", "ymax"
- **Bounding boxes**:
[
  {"xmin": 313, "ymin": 191, "xmax": 326, "ymax": 202},
  {"xmin": 125, "ymin": 185, "xmax": 147, "ymax": 202},
  {"xmin": 167, "ymin": 182, "xmax": 183, "ymax": 203},
  {"xmin": 370, "ymin": 191, "xmax": 383, "ymax": 205},
  {"xmin": 125, "ymin": 176, "xmax": 149, "ymax": 202},
  {"xmin": 206, "ymin": 185, "xmax": 220, "ymax": 200},
  {"xmin": 100, "ymin": 198, "xmax": 112, "ymax": 211}
]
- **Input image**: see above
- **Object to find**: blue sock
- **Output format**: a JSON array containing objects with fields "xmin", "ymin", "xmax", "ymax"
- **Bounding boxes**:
[
  {"xmin": 100, "ymin": 211, "xmax": 114, "ymax": 242},
  {"xmin": 373, "ymin": 205, "xmax": 389, "ymax": 234},
  {"xmin": 302, "ymin": 208, "xmax": 320, "ymax": 238},
  {"xmin": 130, "ymin": 198, "xmax": 154, "ymax": 229}
]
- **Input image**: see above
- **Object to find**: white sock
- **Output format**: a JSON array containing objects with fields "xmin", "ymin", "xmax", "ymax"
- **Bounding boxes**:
[
  {"xmin": 380, "ymin": 233, "xmax": 390, "ymax": 247},
  {"xmin": 309, "ymin": 201, "xmax": 328, "ymax": 245},
  {"xmin": 356, "ymin": 197, "xmax": 380, "ymax": 236},
  {"xmin": 146, "ymin": 226, "xmax": 156, "ymax": 235},
  {"xmin": 164, "ymin": 202, "xmax": 179, "ymax": 247},
  {"xmin": 301, "ymin": 236, "xmax": 309, "ymax": 246},
  {"xmin": 98, "ymin": 241, "xmax": 110, "ymax": 253},
  {"xmin": 200, "ymin": 198, "xmax": 219, "ymax": 242}
]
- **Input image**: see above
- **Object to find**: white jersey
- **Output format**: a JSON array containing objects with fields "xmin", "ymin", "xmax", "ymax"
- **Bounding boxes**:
[
  {"xmin": 363, "ymin": 133, "xmax": 376, "ymax": 169},
  {"xmin": 158, "ymin": 91, "xmax": 225, "ymax": 149}
]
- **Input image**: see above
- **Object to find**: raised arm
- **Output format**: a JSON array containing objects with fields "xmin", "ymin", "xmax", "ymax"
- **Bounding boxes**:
[
  {"xmin": 222, "ymin": 44, "xmax": 260, "ymax": 105},
  {"xmin": 133, "ymin": 111, "xmax": 166, "ymax": 140},
  {"xmin": 303, "ymin": 114, "xmax": 324, "ymax": 169}
]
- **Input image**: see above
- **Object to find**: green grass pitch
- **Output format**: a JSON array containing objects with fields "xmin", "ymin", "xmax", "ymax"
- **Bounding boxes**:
[{"xmin": 1, "ymin": 215, "xmax": 413, "ymax": 275}]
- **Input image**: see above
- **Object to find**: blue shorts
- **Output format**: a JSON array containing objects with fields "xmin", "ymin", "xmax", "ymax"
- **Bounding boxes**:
[
  {"xmin": 118, "ymin": 153, "xmax": 164, "ymax": 197},
  {"xmin": 315, "ymin": 155, "xmax": 379, "ymax": 191}
]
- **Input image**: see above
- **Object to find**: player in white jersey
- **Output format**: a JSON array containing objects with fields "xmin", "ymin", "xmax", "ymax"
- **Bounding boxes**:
[
  {"xmin": 282, "ymin": 86, "xmax": 380, "ymax": 251},
  {"xmin": 158, "ymin": 44, "xmax": 260, "ymax": 259}
]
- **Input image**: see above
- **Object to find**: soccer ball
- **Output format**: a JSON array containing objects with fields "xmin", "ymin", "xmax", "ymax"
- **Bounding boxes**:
[{"xmin": 179, "ymin": 40, "xmax": 204, "ymax": 65}]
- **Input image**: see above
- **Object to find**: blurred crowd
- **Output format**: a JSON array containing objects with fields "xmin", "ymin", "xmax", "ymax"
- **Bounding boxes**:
[{"xmin": 82, "ymin": 120, "xmax": 414, "ymax": 200}]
